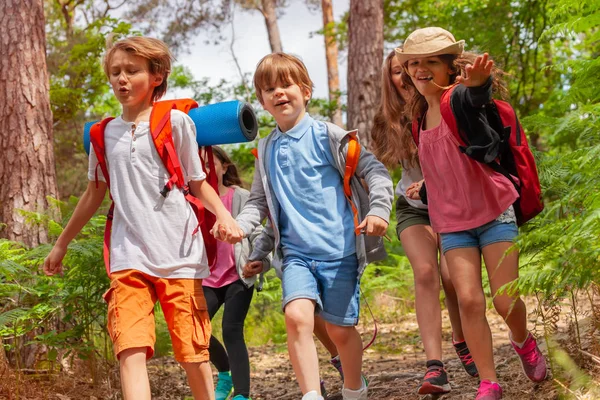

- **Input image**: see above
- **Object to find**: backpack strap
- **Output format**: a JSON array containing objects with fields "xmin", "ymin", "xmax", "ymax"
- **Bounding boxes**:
[
  {"xmin": 343, "ymin": 131, "xmax": 362, "ymax": 235},
  {"xmin": 439, "ymin": 85, "xmax": 466, "ymax": 145},
  {"xmin": 89, "ymin": 117, "xmax": 115, "ymax": 276},
  {"xmin": 149, "ymin": 99, "xmax": 218, "ymax": 267}
]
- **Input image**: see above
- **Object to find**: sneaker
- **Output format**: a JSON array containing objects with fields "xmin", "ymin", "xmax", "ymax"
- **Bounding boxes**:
[
  {"xmin": 330, "ymin": 354, "xmax": 344, "ymax": 381},
  {"xmin": 231, "ymin": 396, "xmax": 251, "ymax": 400},
  {"xmin": 341, "ymin": 375, "xmax": 368, "ymax": 400},
  {"xmin": 475, "ymin": 380, "xmax": 502, "ymax": 400},
  {"xmin": 417, "ymin": 360, "xmax": 451, "ymax": 395},
  {"xmin": 510, "ymin": 332, "xmax": 548, "ymax": 382},
  {"xmin": 320, "ymin": 379, "xmax": 327, "ymax": 398},
  {"xmin": 302, "ymin": 390, "xmax": 325, "ymax": 400},
  {"xmin": 215, "ymin": 371, "xmax": 233, "ymax": 400},
  {"xmin": 453, "ymin": 338, "xmax": 479, "ymax": 377}
]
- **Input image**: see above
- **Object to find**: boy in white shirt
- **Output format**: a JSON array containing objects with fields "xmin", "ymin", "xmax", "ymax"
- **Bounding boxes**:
[{"xmin": 43, "ymin": 36, "xmax": 243, "ymax": 400}]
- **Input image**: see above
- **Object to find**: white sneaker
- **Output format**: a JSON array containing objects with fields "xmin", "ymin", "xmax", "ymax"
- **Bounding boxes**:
[
  {"xmin": 302, "ymin": 390, "xmax": 325, "ymax": 400},
  {"xmin": 341, "ymin": 375, "xmax": 368, "ymax": 400}
]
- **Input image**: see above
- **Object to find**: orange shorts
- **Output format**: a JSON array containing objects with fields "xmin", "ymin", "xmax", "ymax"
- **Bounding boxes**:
[{"xmin": 102, "ymin": 269, "xmax": 211, "ymax": 363}]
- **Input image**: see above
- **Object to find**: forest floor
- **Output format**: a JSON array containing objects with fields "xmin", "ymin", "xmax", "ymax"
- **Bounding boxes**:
[{"xmin": 2, "ymin": 298, "xmax": 598, "ymax": 400}]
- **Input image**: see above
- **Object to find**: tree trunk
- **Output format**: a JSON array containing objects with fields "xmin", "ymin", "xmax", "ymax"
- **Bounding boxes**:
[
  {"xmin": 321, "ymin": 0, "xmax": 343, "ymax": 127},
  {"xmin": 261, "ymin": 0, "xmax": 283, "ymax": 52},
  {"xmin": 0, "ymin": 0, "xmax": 58, "ymax": 247},
  {"xmin": 346, "ymin": 0, "xmax": 383, "ymax": 149}
]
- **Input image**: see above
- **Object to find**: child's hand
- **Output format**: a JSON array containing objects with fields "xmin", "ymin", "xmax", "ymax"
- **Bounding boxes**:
[
  {"xmin": 242, "ymin": 260, "xmax": 263, "ymax": 278},
  {"xmin": 406, "ymin": 180, "xmax": 423, "ymax": 200},
  {"xmin": 357, "ymin": 215, "xmax": 389, "ymax": 236},
  {"xmin": 43, "ymin": 245, "xmax": 67, "ymax": 276},
  {"xmin": 455, "ymin": 53, "xmax": 494, "ymax": 88},
  {"xmin": 211, "ymin": 216, "xmax": 245, "ymax": 244}
]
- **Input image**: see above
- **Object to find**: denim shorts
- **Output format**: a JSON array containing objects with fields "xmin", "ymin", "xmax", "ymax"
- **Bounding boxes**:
[
  {"xmin": 440, "ymin": 219, "xmax": 518, "ymax": 254},
  {"xmin": 281, "ymin": 253, "xmax": 360, "ymax": 326}
]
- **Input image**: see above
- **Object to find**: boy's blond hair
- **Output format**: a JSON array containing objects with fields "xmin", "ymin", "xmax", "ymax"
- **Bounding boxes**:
[
  {"xmin": 103, "ymin": 36, "xmax": 173, "ymax": 102},
  {"xmin": 253, "ymin": 52, "xmax": 314, "ymax": 105}
]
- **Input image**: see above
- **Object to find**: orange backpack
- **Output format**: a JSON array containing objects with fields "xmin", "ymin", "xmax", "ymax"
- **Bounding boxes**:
[{"xmin": 89, "ymin": 99, "xmax": 218, "ymax": 276}]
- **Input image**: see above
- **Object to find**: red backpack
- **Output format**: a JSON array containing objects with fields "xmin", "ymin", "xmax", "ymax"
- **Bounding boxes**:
[
  {"xmin": 90, "ymin": 99, "xmax": 218, "ymax": 275},
  {"xmin": 412, "ymin": 86, "xmax": 543, "ymax": 226}
]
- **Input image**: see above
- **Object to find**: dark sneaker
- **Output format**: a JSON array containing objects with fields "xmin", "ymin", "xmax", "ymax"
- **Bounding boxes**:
[
  {"xmin": 320, "ymin": 379, "xmax": 327, "ymax": 398},
  {"xmin": 330, "ymin": 355, "xmax": 344, "ymax": 381},
  {"xmin": 511, "ymin": 332, "xmax": 548, "ymax": 382},
  {"xmin": 453, "ymin": 338, "xmax": 479, "ymax": 377},
  {"xmin": 475, "ymin": 380, "xmax": 502, "ymax": 400},
  {"xmin": 417, "ymin": 360, "xmax": 451, "ymax": 395}
]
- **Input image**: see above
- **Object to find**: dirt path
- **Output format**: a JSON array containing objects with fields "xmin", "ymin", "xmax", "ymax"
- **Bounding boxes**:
[{"xmin": 0, "ymin": 306, "xmax": 567, "ymax": 400}]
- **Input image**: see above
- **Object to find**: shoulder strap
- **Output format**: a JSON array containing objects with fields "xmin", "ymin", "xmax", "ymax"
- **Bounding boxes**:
[
  {"xmin": 150, "ymin": 99, "xmax": 199, "ymax": 194},
  {"xmin": 89, "ymin": 117, "xmax": 115, "ymax": 188},
  {"xmin": 88, "ymin": 117, "xmax": 115, "ymax": 277},
  {"xmin": 343, "ymin": 131, "xmax": 362, "ymax": 234},
  {"xmin": 439, "ymin": 85, "xmax": 465, "ymax": 145}
]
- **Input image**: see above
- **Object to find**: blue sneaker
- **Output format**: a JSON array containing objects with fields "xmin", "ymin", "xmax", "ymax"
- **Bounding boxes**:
[
  {"xmin": 215, "ymin": 371, "xmax": 233, "ymax": 400},
  {"xmin": 231, "ymin": 396, "xmax": 251, "ymax": 400}
]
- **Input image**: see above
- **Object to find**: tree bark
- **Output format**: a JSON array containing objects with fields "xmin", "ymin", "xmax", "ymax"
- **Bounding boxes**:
[
  {"xmin": 260, "ymin": 0, "xmax": 283, "ymax": 52},
  {"xmin": 0, "ymin": 0, "xmax": 58, "ymax": 247},
  {"xmin": 347, "ymin": 0, "xmax": 383, "ymax": 149},
  {"xmin": 321, "ymin": 0, "xmax": 343, "ymax": 127}
]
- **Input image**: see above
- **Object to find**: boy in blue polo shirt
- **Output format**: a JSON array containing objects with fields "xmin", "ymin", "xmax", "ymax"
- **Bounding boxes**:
[{"xmin": 229, "ymin": 53, "xmax": 393, "ymax": 400}]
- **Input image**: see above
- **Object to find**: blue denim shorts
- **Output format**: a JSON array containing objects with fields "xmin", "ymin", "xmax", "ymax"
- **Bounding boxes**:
[
  {"xmin": 440, "ymin": 219, "xmax": 518, "ymax": 254},
  {"xmin": 281, "ymin": 253, "xmax": 360, "ymax": 326}
]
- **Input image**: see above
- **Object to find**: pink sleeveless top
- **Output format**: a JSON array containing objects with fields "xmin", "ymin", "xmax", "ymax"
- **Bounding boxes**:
[
  {"xmin": 203, "ymin": 187, "xmax": 239, "ymax": 288},
  {"xmin": 418, "ymin": 118, "xmax": 519, "ymax": 233}
]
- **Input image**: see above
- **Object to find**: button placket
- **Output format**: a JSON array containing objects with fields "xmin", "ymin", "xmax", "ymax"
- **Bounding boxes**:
[
  {"xmin": 130, "ymin": 124, "xmax": 137, "ymax": 160},
  {"xmin": 279, "ymin": 136, "xmax": 289, "ymax": 168}
]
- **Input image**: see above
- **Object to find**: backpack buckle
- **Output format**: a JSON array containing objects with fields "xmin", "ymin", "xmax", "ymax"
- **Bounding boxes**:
[{"xmin": 160, "ymin": 184, "xmax": 171, "ymax": 198}]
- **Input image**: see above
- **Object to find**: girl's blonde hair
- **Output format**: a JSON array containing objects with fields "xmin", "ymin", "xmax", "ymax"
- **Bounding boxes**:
[
  {"xmin": 401, "ymin": 52, "xmax": 509, "ymax": 124},
  {"xmin": 212, "ymin": 146, "xmax": 242, "ymax": 187},
  {"xmin": 103, "ymin": 36, "xmax": 173, "ymax": 102},
  {"xmin": 253, "ymin": 52, "xmax": 314, "ymax": 105},
  {"xmin": 371, "ymin": 51, "xmax": 418, "ymax": 169}
]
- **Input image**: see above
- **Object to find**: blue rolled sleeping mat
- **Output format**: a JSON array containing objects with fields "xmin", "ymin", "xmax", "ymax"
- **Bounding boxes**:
[{"xmin": 83, "ymin": 100, "xmax": 258, "ymax": 155}]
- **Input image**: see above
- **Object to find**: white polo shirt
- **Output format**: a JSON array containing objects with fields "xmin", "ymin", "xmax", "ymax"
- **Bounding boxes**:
[{"xmin": 88, "ymin": 110, "xmax": 209, "ymax": 279}]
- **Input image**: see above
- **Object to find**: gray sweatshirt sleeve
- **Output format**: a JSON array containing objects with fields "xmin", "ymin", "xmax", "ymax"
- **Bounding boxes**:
[
  {"xmin": 355, "ymin": 146, "xmax": 394, "ymax": 222},
  {"xmin": 236, "ymin": 158, "xmax": 271, "ymax": 236}
]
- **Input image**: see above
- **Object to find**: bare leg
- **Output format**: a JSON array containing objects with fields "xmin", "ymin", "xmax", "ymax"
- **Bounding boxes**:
[
  {"xmin": 445, "ymin": 247, "xmax": 497, "ymax": 382},
  {"xmin": 286, "ymin": 298, "xmax": 321, "ymax": 395},
  {"xmin": 482, "ymin": 242, "xmax": 528, "ymax": 343},
  {"xmin": 400, "ymin": 224, "xmax": 443, "ymax": 361},
  {"xmin": 180, "ymin": 361, "xmax": 215, "ymax": 400},
  {"xmin": 314, "ymin": 315, "xmax": 338, "ymax": 358},
  {"xmin": 119, "ymin": 347, "xmax": 151, "ymax": 400},
  {"xmin": 439, "ymin": 249, "xmax": 464, "ymax": 341},
  {"xmin": 326, "ymin": 323, "xmax": 363, "ymax": 390}
]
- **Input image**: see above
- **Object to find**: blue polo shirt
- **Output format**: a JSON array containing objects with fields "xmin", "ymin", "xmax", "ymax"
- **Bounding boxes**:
[{"xmin": 268, "ymin": 114, "xmax": 356, "ymax": 260}]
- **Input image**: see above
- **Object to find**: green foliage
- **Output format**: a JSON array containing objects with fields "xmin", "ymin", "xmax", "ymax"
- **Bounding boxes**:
[{"xmin": 0, "ymin": 198, "xmax": 109, "ymax": 368}]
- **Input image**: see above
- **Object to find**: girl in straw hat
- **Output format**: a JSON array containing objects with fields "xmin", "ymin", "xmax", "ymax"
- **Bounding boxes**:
[
  {"xmin": 396, "ymin": 27, "xmax": 548, "ymax": 399},
  {"xmin": 371, "ymin": 50, "xmax": 478, "ymax": 397}
]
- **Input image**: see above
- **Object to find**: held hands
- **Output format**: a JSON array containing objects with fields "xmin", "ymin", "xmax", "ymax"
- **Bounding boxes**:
[
  {"xmin": 211, "ymin": 215, "xmax": 245, "ymax": 244},
  {"xmin": 42, "ymin": 245, "xmax": 67, "ymax": 276},
  {"xmin": 242, "ymin": 260, "xmax": 263, "ymax": 278},
  {"xmin": 455, "ymin": 53, "xmax": 494, "ymax": 88},
  {"xmin": 406, "ymin": 180, "xmax": 423, "ymax": 200},
  {"xmin": 356, "ymin": 215, "xmax": 388, "ymax": 237}
]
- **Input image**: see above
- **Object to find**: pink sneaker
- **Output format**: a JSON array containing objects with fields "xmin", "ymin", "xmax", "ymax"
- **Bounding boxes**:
[
  {"xmin": 510, "ymin": 332, "xmax": 548, "ymax": 382},
  {"xmin": 476, "ymin": 380, "xmax": 502, "ymax": 400}
]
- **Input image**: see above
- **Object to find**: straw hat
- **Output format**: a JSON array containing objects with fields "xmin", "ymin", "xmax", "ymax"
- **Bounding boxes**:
[{"xmin": 394, "ymin": 27, "xmax": 465, "ymax": 64}]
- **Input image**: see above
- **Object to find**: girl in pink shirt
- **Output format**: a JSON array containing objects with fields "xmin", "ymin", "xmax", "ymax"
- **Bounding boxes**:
[
  {"xmin": 371, "ymin": 51, "xmax": 477, "ymax": 397},
  {"xmin": 203, "ymin": 146, "xmax": 271, "ymax": 400},
  {"xmin": 395, "ymin": 27, "xmax": 548, "ymax": 399}
]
